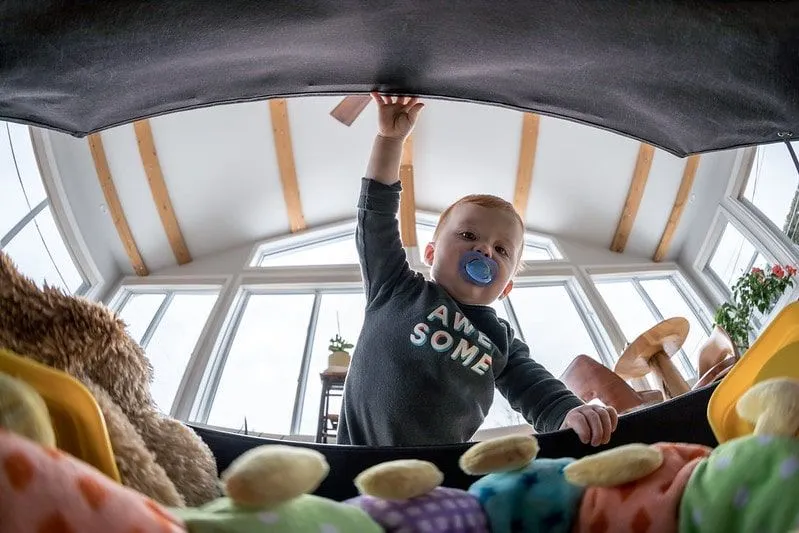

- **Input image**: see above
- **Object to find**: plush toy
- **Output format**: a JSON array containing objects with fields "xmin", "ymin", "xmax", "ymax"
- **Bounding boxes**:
[
  {"xmin": 460, "ymin": 434, "xmax": 583, "ymax": 533},
  {"xmin": 172, "ymin": 445, "xmax": 382, "ymax": 533},
  {"xmin": 680, "ymin": 377, "xmax": 799, "ymax": 533},
  {"xmin": 345, "ymin": 458, "xmax": 489, "ymax": 532},
  {"xmin": 0, "ymin": 372, "xmax": 186, "ymax": 533},
  {"xmin": 0, "ymin": 251, "xmax": 218, "ymax": 506},
  {"xmin": 564, "ymin": 441, "xmax": 711, "ymax": 533}
]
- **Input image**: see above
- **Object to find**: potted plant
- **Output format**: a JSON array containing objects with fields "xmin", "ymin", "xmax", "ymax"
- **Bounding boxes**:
[
  {"xmin": 327, "ymin": 333, "xmax": 354, "ymax": 371},
  {"xmin": 714, "ymin": 264, "xmax": 797, "ymax": 352}
]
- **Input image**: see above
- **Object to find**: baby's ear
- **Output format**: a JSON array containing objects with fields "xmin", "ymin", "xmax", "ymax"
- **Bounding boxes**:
[
  {"xmin": 499, "ymin": 280, "xmax": 514, "ymax": 299},
  {"xmin": 423, "ymin": 242, "xmax": 435, "ymax": 266}
]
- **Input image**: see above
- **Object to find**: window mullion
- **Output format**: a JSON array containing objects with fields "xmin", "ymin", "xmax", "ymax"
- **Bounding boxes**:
[
  {"xmin": 139, "ymin": 292, "xmax": 173, "ymax": 349},
  {"xmin": 290, "ymin": 291, "xmax": 323, "ymax": 435},
  {"xmin": 0, "ymin": 198, "xmax": 48, "ymax": 248},
  {"xmin": 195, "ymin": 291, "xmax": 251, "ymax": 424},
  {"xmin": 502, "ymin": 297, "xmax": 525, "ymax": 343},
  {"xmin": 565, "ymin": 281, "xmax": 615, "ymax": 369}
]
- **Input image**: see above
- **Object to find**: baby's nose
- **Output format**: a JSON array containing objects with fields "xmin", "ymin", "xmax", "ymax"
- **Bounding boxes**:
[{"xmin": 473, "ymin": 243, "xmax": 492, "ymax": 257}]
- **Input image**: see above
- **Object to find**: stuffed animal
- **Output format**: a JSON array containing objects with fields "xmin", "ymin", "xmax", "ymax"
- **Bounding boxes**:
[
  {"xmin": 0, "ymin": 372, "xmax": 186, "ymax": 533},
  {"xmin": 0, "ymin": 251, "xmax": 218, "ymax": 506},
  {"xmin": 172, "ymin": 445, "xmax": 382, "ymax": 533},
  {"xmin": 679, "ymin": 377, "xmax": 799, "ymax": 533},
  {"xmin": 345, "ymin": 458, "xmax": 489, "ymax": 532}
]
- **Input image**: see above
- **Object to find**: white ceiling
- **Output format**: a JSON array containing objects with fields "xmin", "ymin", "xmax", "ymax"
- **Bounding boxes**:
[{"xmin": 43, "ymin": 96, "xmax": 738, "ymax": 279}]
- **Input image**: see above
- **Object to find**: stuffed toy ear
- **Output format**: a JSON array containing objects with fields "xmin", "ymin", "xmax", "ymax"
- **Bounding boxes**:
[
  {"xmin": 0, "ymin": 372, "xmax": 55, "ymax": 447},
  {"xmin": 222, "ymin": 445, "xmax": 329, "ymax": 509},
  {"xmin": 354, "ymin": 459, "xmax": 443, "ymax": 500},
  {"xmin": 459, "ymin": 434, "xmax": 539, "ymax": 476},
  {"xmin": 736, "ymin": 377, "xmax": 799, "ymax": 437},
  {"xmin": 563, "ymin": 444, "xmax": 664, "ymax": 487}
]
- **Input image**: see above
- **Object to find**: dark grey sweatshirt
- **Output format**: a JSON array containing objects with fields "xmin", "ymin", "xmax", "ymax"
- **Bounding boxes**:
[{"xmin": 337, "ymin": 179, "xmax": 584, "ymax": 446}]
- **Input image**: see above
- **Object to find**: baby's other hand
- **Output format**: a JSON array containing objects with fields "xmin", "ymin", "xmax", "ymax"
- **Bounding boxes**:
[
  {"xmin": 372, "ymin": 92, "xmax": 424, "ymax": 141},
  {"xmin": 560, "ymin": 404, "xmax": 618, "ymax": 447}
]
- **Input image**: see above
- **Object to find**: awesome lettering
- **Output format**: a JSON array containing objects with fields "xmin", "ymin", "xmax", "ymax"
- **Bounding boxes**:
[{"xmin": 409, "ymin": 304, "xmax": 493, "ymax": 375}]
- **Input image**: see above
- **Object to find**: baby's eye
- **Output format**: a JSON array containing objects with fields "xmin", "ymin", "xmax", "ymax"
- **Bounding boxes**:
[
  {"xmin": 495, "ymin": 246, "xmax": 509, "ymax": 257},
  {"xmin": 459, "ymin": 231, "xmax": 476, "ymax": 240}
]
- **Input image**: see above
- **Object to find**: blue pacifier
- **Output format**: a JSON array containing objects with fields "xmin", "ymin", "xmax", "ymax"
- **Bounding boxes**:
[{"xmin": 459, "ymin": 251, "xmax": 498, "ymax": 286}]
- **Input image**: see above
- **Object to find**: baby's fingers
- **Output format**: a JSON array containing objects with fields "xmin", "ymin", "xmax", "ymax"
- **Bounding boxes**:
[
  {"xmin": 370, "ymin": 91, "xmax": 389, "ymax": 105},
  {"xmin": 569, "ymin": 415, "xmax": 590, "ymax": 444}
]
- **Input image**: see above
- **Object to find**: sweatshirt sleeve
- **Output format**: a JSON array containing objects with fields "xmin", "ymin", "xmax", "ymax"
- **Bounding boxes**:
[
  {"xmin": 356, "ymin": 178, "xmax": 417, "ymax": 306},
  {"xmin": 495, "ymin": 335, "xmax": 585, "ymax": 433}
]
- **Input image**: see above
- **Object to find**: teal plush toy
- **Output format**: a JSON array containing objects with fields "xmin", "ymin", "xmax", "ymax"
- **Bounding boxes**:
[
  {"xmin": 459, "ymin": 434, "xmax": 583, "ymax": 533},
  {"xmin": 171, "ymin": 445, "xmax": 381, "ymax": 533}
]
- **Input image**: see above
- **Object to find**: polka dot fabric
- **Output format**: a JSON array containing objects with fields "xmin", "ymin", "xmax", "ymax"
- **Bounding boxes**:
[
  {"xmin": 346, "ymin": 486, "xmax": 489, "ymax": 532},
  {"xmin": 0, "ymin": 429, "xmax": 186, "ymax": 533},
  {"xmin": 575, "ymin": 442, "xmax": 711, "ymax": 533},
  {"xmin": 680, "ymin": 435, "xmax": 799, "ymax": 533}
]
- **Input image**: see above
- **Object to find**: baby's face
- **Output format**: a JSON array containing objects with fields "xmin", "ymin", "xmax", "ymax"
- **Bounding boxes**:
[{"xmin": 424, "ymin": 203, "xmax": 523, "ymax": 306}]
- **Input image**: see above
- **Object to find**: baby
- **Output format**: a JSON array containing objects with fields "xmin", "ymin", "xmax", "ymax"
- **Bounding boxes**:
[{"xmin": 337, "ymin": 93, "xmax": 617, "ymax": 447}]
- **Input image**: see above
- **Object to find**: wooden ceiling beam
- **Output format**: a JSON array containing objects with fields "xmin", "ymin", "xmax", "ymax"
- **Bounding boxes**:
[
  {"xmin": 134, "ymin": 120, "xmax": 192, "ymax": 265},
  {"xmin": 399, "ymin": 134, "xmax": 417, "ymax": 247},
  {"xmin": 87, "ymin": 134, "xmax": 149, "ymax": 276},
  {"xmin": 611, "ymin": 143, "xmax": 655, "ymax": 253},
  {"xmin": 653, "ymin": 155, "xmax": 701, "ymax": 262},
  {"xmin": 269, "ymin": 99, "xmax": 307, "ymax": 233},
  {"xmin": 512, "ymin": 113, "xmax": 540, "ymax": 221}
]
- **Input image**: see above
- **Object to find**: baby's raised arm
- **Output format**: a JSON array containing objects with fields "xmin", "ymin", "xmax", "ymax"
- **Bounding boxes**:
[{"xmin": 356, "ymin": 94, "xmax": 425, "ymax": 306}]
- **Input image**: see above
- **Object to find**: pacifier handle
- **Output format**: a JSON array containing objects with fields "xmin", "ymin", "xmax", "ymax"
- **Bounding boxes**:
[{"xmin": 460, "ymin": 251, "xmax": 498, "ymax": 287}]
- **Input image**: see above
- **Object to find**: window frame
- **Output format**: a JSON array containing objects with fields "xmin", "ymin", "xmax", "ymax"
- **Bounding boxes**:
[
  {"xmin": 109, "ymin": 280, "xmax": 227, "ymax": 416},
  {"xmin": 694, "ymin": 146, "xmax": 799, "ymax": 329},
  {"xmin": 0, "ymin": 126, "xmax": 101, "ymax": 298}
]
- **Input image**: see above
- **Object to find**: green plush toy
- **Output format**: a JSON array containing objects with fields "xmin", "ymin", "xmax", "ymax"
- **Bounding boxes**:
[{"xmin": 171, "ymin": 445, "xmax": 381, "ymax": 533}]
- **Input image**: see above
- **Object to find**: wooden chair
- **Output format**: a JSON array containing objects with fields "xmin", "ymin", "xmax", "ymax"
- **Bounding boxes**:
[
  {"xmin": 696, "ymin": 325, "xmax": 739, "ymax": 377},
  {"xmin": 560, "ymin": 354, "xmax": 664, "ymax": 414}
]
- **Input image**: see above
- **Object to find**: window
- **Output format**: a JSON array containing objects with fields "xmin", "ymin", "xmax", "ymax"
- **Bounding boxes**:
[
  {"xmin": 707, "ymin": 222, "xmax": 770, "ymax": 290},
  {"xmin": 257, "ymin": 236, "xmax": 359, "ymax": 267},
  {"xmin": 595, "ymin": 276, "xmax": 710, "ymax": 380},
  {"xmin": 478, "ymin": 282, "xmax": 603, "ymax": 430},
  {"xmin": 206, "ymin": 293, "xmax": 315, "ymax": 434},
  {"xmin": 117, "ymin": 290, "xmax": 219, "ymax": 413},
  {"xmin": 298, "ymin": 292, "xmax": 366, "ymax": 435},
  {"xmin": 1, "ymin": 122, "xmax": 87, "ymax": 294},
  {"xmin": 742, "ymin": 141, "xmax": 799, "ymax": 248}
]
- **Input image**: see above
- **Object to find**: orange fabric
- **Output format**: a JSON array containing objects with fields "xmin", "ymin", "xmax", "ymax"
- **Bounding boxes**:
[
  {"xmin": 574, "ymin": 443, "xmax": 711, "ymax": 533},
  {"xmin": 0, "ymin": 429, "xmax": 186, "ymax": 533}
]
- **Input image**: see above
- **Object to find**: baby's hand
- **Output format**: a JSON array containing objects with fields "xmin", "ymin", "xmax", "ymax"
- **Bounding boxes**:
[
  {"xmin": 372, "ymin": 92, "xmax": 424, "ymax": 141},
  {"xmin": 560, "ymin": 404, "xmax": 618, "ymax": 447}
]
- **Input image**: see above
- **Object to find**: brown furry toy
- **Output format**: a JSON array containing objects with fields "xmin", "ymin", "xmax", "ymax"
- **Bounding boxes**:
[{"xmin": 0, "ymin": 251, "xmax": 219, "ymax": 507}]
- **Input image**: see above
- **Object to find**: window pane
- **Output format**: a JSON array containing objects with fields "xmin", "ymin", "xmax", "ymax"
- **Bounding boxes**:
[
  {"xmin": 298, "ymin": 292, "xmax": 366, "ymax": 435},
  {"xmin": 639, "ymin": 279, "xmax": 709, "ymax": 371},
  {"xmin": 4, "ymin": 206, "xmax": 83, "ymax": 294},
  {"xmin": 258, "ymin": 237, "xmax": 359, "ymax": 267},
  {"xmin": 743, "ymin": 142, "xmax": 799, "ymax": 248},
  {"xmin": 145, "ymin": 293, "xmax": 218, "ymax": 412},
  {"xmin": 0, "ymin": 124, "xmax": 31, "ymax": 238},
  {"xmin": 207, "ymin": 294, "xmax": 314, "ymax": 434},
  {"xmin": 117, "ymin": 293, "xmax": 167, "ymax": 344},
  {"xmin": 7, "ymin": 123, "xmax": 47, "ymax": 207},
  {"xmin": 509, "ymin": 285, "xmax": 599, "ymax": 378},
  {"xmin": 708, "ymin": 223, "xmax": 758, "ymax": 289},
  {"xmin": 596, "ymin": 280, "xmax": 692, "ymax": 378},
  {"xmin": 521, "ymin": 245, "xmax": 553, "ymax": 261}
]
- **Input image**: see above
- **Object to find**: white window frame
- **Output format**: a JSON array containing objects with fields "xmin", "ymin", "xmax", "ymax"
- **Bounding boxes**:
[
  {"xmin": 693, "ymin": 146, "xmax": 799, "ymax": 328},
  {"xmin": 1, "ymin": 126, "xmax": 101, "ymax": 298},
  {"xmin": 108, "ymin": 278, "xmax": 229, "ymax": 417}
]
